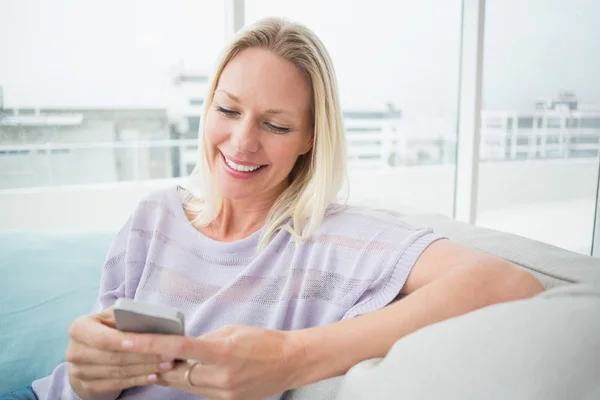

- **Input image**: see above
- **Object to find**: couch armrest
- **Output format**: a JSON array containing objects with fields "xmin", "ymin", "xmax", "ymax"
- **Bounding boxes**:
[{"xmin": 398, "ymin": 213, "xmax": 600, "ymax": 289}]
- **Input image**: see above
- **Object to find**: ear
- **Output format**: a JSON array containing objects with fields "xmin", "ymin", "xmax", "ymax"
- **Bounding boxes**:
[{"xmin": 299, "ymin": 133, "xmax": 314, "ymax": 156}]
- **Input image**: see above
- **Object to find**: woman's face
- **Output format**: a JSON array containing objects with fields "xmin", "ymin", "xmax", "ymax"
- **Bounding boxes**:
[{"xmin": 203, "ymin": 47, "xmax": 313, "ymax": 203}]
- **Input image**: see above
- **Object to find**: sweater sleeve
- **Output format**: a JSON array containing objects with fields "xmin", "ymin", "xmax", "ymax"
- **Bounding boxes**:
[
  {"xmin": 342, "ymin": 228, "xmax": 446, "ymax": 320},
  {"xmin": 89, "ymin": 216, "xmax": 144, "ymax": 313},
  {"xmin": 31, "ymin": 217, "xmax": 141, "ymax": 400}
]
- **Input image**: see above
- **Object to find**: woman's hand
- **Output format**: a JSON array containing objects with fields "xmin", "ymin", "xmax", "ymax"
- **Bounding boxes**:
[
  {"xmin": 66, "ymin": 308, "xmax": 174, "ymax": 400},
  {"xmin": 119, "ymin": 325, "xmax": 308, "ymax": 400}
]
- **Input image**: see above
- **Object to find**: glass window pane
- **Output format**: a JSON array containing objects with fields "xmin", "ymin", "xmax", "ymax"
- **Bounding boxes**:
[
  {"xmin": 518, "ymin": 117, "xmax": 533, "ymax": 129},
  {"xmin": 478, "ymin": 0, "xmax": 600, "ymax": 255},
  {"xmin": 246, "ymin": 0, "xmax": 462, "ymax": 216},
  {"xmin": 547, "ymin": 118, "xmax": 562, "ymax": 128},
  {"xmin": 582, "ymin": 117, "xmax": 600, "ymax": 128},
  {"xmin": 0, "ymin": 0, "xmax": 224, "ymax": 189}
]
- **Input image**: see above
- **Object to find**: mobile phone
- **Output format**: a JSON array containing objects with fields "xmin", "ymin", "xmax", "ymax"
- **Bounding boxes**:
[{"xmin": 113, "ymin": 298, "xmax": 185, "ymax": 335}]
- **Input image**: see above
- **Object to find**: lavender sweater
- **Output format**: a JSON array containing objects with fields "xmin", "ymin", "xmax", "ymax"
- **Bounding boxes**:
[{"xmin": 32, "ymin": 185, "xmax": 444, "ymax": 400}]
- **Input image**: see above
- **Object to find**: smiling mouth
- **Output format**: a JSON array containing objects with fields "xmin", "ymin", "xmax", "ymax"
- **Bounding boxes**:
[{"xmin": 222, "ymin": 153, "xmax": 267, "ymax": 173}]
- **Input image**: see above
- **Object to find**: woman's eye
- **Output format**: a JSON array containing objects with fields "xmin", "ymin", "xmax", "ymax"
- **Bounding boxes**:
[
  {"xmin": 216, "ymin": 106, "xmax": 289, "ymax": 133},
  {"xmin": 217, "ymin": 106, "xmax": 239, "ymax": 117},
  {"xmin": 265, "ymin": 122, "xmax": 291, "ymax": 134}
]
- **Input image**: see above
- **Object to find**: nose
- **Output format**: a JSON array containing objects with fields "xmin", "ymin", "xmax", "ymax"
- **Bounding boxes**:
[{"xmin": 231, "ymin": 118, "xmax": 260, "ymax": 154}]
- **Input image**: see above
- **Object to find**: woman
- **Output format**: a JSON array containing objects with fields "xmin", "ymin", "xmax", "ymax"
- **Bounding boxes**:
[{"xmin": 12, "ymin": 17, "xmax": 543, "ymax": 400}]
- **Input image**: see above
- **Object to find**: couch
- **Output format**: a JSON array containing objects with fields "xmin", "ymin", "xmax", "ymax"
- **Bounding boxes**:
[{"xmin": 1, "ymin": 213, "xmax": 600, "ymax": 399}]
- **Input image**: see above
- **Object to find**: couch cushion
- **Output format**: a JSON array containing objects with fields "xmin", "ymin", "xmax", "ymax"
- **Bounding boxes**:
[
  {"xmin": 336, "ymin": 284, "xmax": 600, "ymax": 400},
  {"xmin": 0, "ymin": 231, "xmax": 114, "ymax": 393},
  {"xmin": 398, "ymin": 214, "xmax": 600, "ymax": 288},
  {"xmin": 283, "ymin": 376, "xmax": 342, "ymax": 400}
]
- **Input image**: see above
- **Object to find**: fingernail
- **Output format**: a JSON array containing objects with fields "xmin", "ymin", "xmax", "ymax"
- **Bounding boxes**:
[
  {"xmin": 121, "ymin": 339, "xmax": 135, "ymax": 349},
  {"xmin": 160, "ymin": 362, "xmax": 172, "ymax": 371},
  {"xmin": 147, "ymin": 374, "xmax": 158, "ymax": 383}
]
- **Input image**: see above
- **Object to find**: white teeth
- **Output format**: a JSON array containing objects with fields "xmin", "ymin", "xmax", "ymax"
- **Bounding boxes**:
[{"xmin": 225, "ymin": 157, "xmax": 262, "ymax": 172}]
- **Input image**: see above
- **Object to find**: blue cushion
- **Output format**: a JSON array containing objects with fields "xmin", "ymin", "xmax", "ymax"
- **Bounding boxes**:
[
  {"xmin": 0, "ymin": 231, "xmax": 115, "ymax": 393},
  {"xmin": 0, "ymin": 386, "xmax": 37, "ymax": 399}
]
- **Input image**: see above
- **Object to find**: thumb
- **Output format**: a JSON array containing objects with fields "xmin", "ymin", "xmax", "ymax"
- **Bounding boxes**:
[
  {"xmin": 97, "ymin": 307, "xmax": 117, "ymax": 329},
  {"xmin": 101, "ymin": 318, "xmax": 118, "ymax": 329}
]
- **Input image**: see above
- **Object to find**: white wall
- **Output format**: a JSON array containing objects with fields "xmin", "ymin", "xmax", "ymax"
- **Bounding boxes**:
[
  {"xmin": 0, "ymin": 159, "xmax": 597, "ymax": 254},
  {"xmin": 0, "ymin": 179, "xmax": 183, "ymax": 232}
]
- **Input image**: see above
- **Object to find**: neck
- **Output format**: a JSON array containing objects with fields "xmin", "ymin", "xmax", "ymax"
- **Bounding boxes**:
[{"xmin": 205, "ymin": 188, "xmax": 285, "ymax": 242}]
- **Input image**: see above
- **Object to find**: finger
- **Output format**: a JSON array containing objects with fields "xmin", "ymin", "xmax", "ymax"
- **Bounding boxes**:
[
  {"xmin": 121, "ymin": 334, "xmax": 228, "ymax": 362},
  {"xmin": 97, "ymin": 306, "xmax": 116, "ymax": 322},
  {"xmin": 69, "ymin": 314, "xmax": 127, "ymax": 352},
  {"xmin": 68, "ymin": 361, "xmax": 173, "ymax": 380},
  {"xmin": 159, "ymin": 361, "xmax": 224, "ymax": 389},
  {"xmin": 95, "ymin": 307, "xmax": 118, "ymax": 329},
  {"xmin": 66, "ymin": 340, "xmax": 167, "ymax": 366},
  {"xmin": 157, "ymin": 363, "xmax": 227, "ymax": 399},
  {"xmin": 77, "ymin": 373, "xmax": 159, "ymax": 393}
]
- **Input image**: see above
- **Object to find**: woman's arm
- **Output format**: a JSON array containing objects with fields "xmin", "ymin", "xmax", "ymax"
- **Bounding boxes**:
[
  {"xmin": 119, "ymin": 240, "xmax": 544, "ymax": 400},
  {"xmin": 292, "ymin": 239, "xmax": 545, "ymax": 387}
]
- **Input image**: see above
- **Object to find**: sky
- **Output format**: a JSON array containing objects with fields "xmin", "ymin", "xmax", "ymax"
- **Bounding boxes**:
[{"xmin": 1, "ymin": 0, "xmax": 599, "ymax": 120}]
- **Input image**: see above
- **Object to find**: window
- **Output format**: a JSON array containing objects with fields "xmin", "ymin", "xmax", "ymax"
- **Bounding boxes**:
[
  {"xmin": 547, "ymin": 135, "xmax": 561, "ymax": 144},
  {"xmin": 247, "ymin": 0, "xmax": 461, "ymax": 217},
  {"xmin": 175, "ymin": 75, "xmax": 209, "ymax": 84},
  {"xmin": 4, "ymin": 1, "xmax": 599, "ymax": 257},
  {"xmin": 566, "ymin": 118, "xmax": 580, "ymax": 128},
  {"xmin": 581, "ymin": 117, "xmax": 600, "ymax": 128},
  {"xmin": 569, "ymin": 149, "xmax": 598, "ymax": 158},
  {"xmin": 186, "ymin": 117, "xmax": 201, "ymax": 136},
  {"xmin": 485, "ymin": 117, "xmax": 503, "ymax": 129},
  {"xmin": 349, "ymin": 140, "xmax": 383, "ymax": 147},
  {"xmin": 346, "ymin": 127, "xmax": 383, "ymax": 133},
  {"xmin": 570, "ymin": 136, "xmax": 600, "ymax": 144},
  {"xmin": 17, "ymin": 109, "xmax": 35, "ymax": 115},
  {"xmin": 477, "ymin": 0, "xmax": 600, "ymax": 255},
  {"xmin": 516, "ymin": 137, "xmax": 529, "ymax": 146},
  {"xmin": 0, "ymin": 149, "xmax": 29, "ymax": 155},
  {"xmin": 536, "ymin": 117, "xmax": 543, "ymax": 128},
  {"xmin": 358, "ymin": 154, "xmax": 381, "ymax": 160},
  {"xmin": 50, "ymin": 149, "xmax": 70, "ymax": 155},
  {"xmin": 344, "ymin": 110, "xmax": 402, "ymax": 119},
  {"xmin": 547, "ymin": 118, "xmax": 562, "ymax": 128},
  {"xmin": 0, "ymin": 1, "xmax": 224, "ymax": 190},
  {"xmin": 517, "ymin": 117, "xmax": 533, "ymax": 129},
  {"xmin": 546, "ymin": 150, "xmax": 563, "ymax": 158},
  {"xmin": 506, "ymin": 117, "xmax": 513, "ymax": 132}
]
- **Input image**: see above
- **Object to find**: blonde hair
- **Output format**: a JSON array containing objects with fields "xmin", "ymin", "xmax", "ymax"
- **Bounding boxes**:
[{"xmin": 184, "ymin": 17, "xmax": 347, "ymax": 249}]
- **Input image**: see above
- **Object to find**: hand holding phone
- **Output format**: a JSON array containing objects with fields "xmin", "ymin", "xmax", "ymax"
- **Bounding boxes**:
[
  {"xmin": 66, "ymin": 306, "xmax": 178, "ymax": 397},
  {"xmin": 113, "ymin": 298, "xmax": 185, "ymax": 336}
]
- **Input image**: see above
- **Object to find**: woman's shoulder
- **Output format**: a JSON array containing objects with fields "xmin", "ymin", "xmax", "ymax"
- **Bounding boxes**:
[
  {"xmin": 323, "ymin": 202, "xmax": 420, "ymax": 225},
  {"xmin": 127, "ymin": 184, "xmax": 184, "ymax": 228},
  {"xmin": 317, "ymin": 203, "xmax": 433, "ymax": 238}
]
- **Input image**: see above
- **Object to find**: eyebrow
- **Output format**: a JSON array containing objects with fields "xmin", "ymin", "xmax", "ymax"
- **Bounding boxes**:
[
  {"xmin": 217, "ymin": 89, "xmax": 241, "ymax": 103},
  {"xmin": 216, "ymin": 89, "xmax": 290, "ymax": 116}
]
